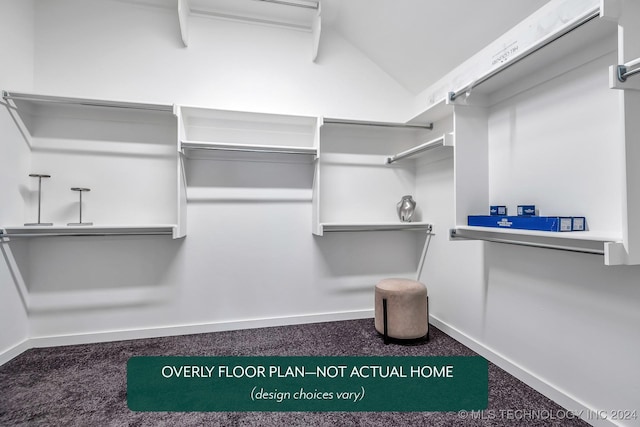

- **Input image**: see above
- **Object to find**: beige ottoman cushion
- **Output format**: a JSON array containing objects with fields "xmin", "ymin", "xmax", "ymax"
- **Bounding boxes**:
[{"xmin": 375, "ymin": 278, "xmax": 428, "ymax": 340}]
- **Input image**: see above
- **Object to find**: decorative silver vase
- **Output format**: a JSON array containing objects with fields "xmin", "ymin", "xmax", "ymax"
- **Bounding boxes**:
[{"xmin": 397, "ymin": 195, "xmax": 416, "ymax": 222}]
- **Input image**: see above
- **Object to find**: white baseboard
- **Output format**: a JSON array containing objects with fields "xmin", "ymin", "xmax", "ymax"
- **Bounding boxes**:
[
  {"xmin": 429, "ymin": 315, "xmax": 617, "ymax": 427},
  {"xmin": 0, "ymin": 339, "xmax": 30, "ymax": 366},
  {"xmin": 14, "ymin": 309, "xmax": 374, "ymax": 355}
]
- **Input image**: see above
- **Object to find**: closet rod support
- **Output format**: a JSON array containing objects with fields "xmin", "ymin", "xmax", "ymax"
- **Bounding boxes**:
[
  {"xmin": 617, "ymin": 64, "xmax": 640, "ymax": 82},
  {"xmin": 415, "ymin": 229, "xmax": 433, "ymax": 281}
]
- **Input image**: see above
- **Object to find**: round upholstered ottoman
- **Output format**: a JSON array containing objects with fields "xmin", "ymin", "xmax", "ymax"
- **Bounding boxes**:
[{"xmin": 375, "ymin": 278, "xmax": 428, "ymax": 343}]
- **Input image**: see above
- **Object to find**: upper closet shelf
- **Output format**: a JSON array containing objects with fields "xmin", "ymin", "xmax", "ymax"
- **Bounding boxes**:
[
  {"xmin": 2, "ymin": 91, "xmax": 173, "ymax": 112},
  {"xmin": 2, "ymin": 90, "xmax": 175, "ymax": 127},
  {"xmin": 2, "ymin": 90, "xmax": 176, "ymax": 140},
  {"xmin": 408, "ymin": 97, "xmax": 453, "ymax": 126}
]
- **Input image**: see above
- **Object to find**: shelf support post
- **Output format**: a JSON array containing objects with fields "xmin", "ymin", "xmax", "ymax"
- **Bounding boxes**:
[
  {"xmin": 415, "ymin": 226, "xmax": 433, "ymax": 281},
  {"xmin": 311, "ymin": 2, "xmax": 321, "ymax": 62},
  {"xmin": 178, "ymin": 0, "xmax": 190, "ymax": 47},
  {"xmin": 606, "ymin": 0, "xmax": 640, "ymax": 264}
]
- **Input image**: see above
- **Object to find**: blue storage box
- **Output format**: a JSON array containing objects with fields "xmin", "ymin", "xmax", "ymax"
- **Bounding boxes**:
[
  {"xmin": 517, "ymin": 205, "xmax": 536, "ymax": 216},
  {"xmin": 468, "ymin": 215, "xmax": 574, "ymax": 232},
  {"xmin": 572, "ymin": 217, "xmax": 586, "ymax": 231},
  {"xmin": 490, "ymin": 205, "xmax": 507, "ymax": 216}
]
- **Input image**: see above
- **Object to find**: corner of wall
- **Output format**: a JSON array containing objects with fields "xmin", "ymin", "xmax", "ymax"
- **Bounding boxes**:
[{"xmin": 0, "ymin": 0, "xmax": 34, "ymax": 361}]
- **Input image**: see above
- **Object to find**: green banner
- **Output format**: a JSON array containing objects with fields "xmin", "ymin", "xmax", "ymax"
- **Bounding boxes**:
[{"xmin": 127, "ymin": 356, "xmax": 487, "ymax": 412}]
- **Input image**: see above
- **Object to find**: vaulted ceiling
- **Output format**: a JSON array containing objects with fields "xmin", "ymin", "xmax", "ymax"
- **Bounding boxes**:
[
  {"xmin": 177, "ymin": 0, "xmax": 552, "ymax": 94},
  {"xmin": 322, "ymin": 0, "xmax": 551, "ymax": 94}
]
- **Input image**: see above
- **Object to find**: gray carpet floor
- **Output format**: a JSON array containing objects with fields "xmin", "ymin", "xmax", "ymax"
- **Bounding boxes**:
[{"xmin": 0, "ymin": 319, "xmax": 588, "ymax": 426}]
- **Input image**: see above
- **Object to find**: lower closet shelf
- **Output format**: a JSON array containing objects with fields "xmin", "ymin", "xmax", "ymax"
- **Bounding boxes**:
[
  {"xmin": 0, "ymin": 224, "xmax": 178, "ymax": 238},
  {"xmin": 318, "ymin": 222, "xmax": 433, "ymax": 233}
]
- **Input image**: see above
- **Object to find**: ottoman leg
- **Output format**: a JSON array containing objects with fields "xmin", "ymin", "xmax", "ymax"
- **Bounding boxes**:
[{"xmin": 383, "ymin": 298, "xmax": 389, "ymax": 345}]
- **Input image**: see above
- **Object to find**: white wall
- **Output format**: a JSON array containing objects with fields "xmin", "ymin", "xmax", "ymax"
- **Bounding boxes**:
[
  {"xmin": 4, "ymin": 1, "xmax": 639, "ymax": 425},
  {"xmin": 419, "ymin": 170, "xmax": 640, "ymax": 426},
  {"xmin": 414, "ymin": 1, "xmax": 640, "ymax": 425},
  {"xmin": 33, "ymin": 0, "xmax": 414, "ymax": 120},
  {"xmin": 410, "ymin": 0, "xmax": 600, "ymax": 118},
  {"xmin": 0, "ymin": 0, "xmax": 33, "ymax": 363},
  {"xmin": 10, "ymin": 0, "xmax": 418, "ymax": 341}
]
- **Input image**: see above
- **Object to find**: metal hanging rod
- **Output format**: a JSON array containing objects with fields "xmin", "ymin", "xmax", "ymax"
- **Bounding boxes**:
[
  {"xmin": 449, "ymin": 229, "xmax": 605, "ymax": 255},
  {"xmin": 323, "ymin": 118, "xmax": 433, "ymax": 130},
  {"xmin": 0, "ymin": 226, "xmax": 176, "ymax": 238},
  {"xmin": 0, "ymin": 231, "xmax": 173, "ymax": 238},
  {"xmin": 181, "ymin": 141, "xmax": 317, "ymax": 156},
  {"xmin": 256, "ymin": 0, "xmax": 319, "ymax": 9},
  {"xmin": 2, "ymin": 91, "xmax": 173, "ymax": 112},
  {"xmin": 322, "ymin": 223, "xmax": 433, "ymax": 233},
  {"xmin": 386, "ymin": 135, "xmax": 446, "ymax": 164},
  {"xmin": 448, "ymin": 9, "xmax": 600, "ymax": 102}
]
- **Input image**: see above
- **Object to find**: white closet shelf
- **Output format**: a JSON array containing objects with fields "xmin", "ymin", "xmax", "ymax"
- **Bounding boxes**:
[
  {"xmin": 2, "ymin": 90, "xmax": 176, "ymax": 129},
  {"xmin": 451, "ymin": 226, "xmax": 622, "ymax": 255},
  {"xmin": 408, "ymin": 97, "xmax": 453, "ymax": 125},
  {"xmin": 319, "ymin": 222, "xmax": 433, "ymax": 233},
  {"xmin": 2, "ymin": 90, "xmax": 173, "ymax": 112},
  {"xmin": 455, "ymin": 226, "xmax": 620, "ymax": 241},
  {"xmin": 2, "ymin": 90, "xmax": 184, "ymax": 239},
  {"xmin": 0, "ymin": 225, "xmax": 179, "ymax": 238},
  {"xmin": 180, "ymin": 140, "xmax": 317, "ymax": 161}
]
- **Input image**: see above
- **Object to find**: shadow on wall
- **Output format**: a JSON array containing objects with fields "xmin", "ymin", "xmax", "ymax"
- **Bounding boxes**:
[
  {"xmin": 1, "ymin": 235, "xmax": 184, "ymax": 313},
  {"xmin": 0, "ymin": 239, "xmax": 30, "ymax": 311},
  {"xmin": 313, "ymin": 231, "xmax": 426, "ymax": 294},
  {"xmin": 13, "ymin": 99, "xmax": 175, "ymax": 145},
  {"xmin": 185, "ymin": 158, "xmax": 315, "ymax": 193},
  {"xmin": 482, "ymin": 241, "xmax": 640, "ymax": 329}
]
